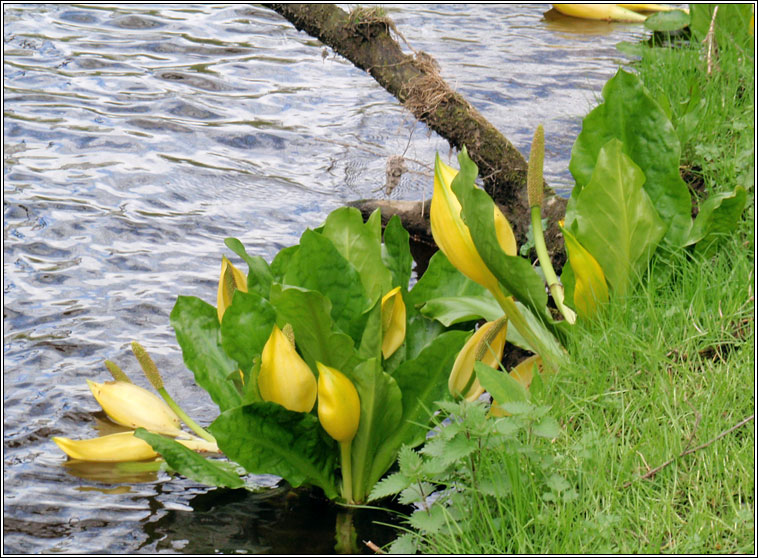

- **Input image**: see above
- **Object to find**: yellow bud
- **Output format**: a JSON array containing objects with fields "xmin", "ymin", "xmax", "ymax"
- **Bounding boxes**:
[
  {"xmin": 87, "ymin": 380, "xmax": 183, "ymax": 437},
  {"xmin": 448, "ymin": 319, "xmax": 508, "ymax": 401},
  {"xmin": 431, "ymin": 155, "xmax": 516, "ymax": 295},
  {"xmin": 53, "ymin": 432, "xmax": 158, "ymax": 462},
  {"xmin": 258, "ymin": 325, "xmax": 317, "ymax": 413},
  {"xmin": 380, "ymin": 287, "xmax": 406, "ymax": 359},
  {"xmin": 316, "ymin": 363, "xmax": 361, "ymax": 443},
  {"xmin": 561, "ymin": 227, "xmax": 609, "ymax": 319},
  {"xmin": 217, "ymin": 255, "xmax": 247, "ymax": 323}
]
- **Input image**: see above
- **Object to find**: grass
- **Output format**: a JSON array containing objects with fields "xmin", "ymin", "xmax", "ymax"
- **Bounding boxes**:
[{"xmin": 381, "ymin": 10, "xmax": 754, "ymax": 555}]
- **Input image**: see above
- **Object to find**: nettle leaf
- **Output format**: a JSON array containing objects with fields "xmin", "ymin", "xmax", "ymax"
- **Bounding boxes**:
[
  {"xmin": 450, "ymin": 149, "xmax": 554, "ymax": 328},
  {"xmin": 210, "ymin": 402, "xmax": 338, "ymax": 499},
  {"xmin": 368, "ymin": 471, "xmax": 412, "ymax": 502},
  {"xmin": 322, "ymin": 207, "xmax": 392, "ymax": 303},
  {"xmin": 421, "ymin": 294, "xmax": 502, "ymax": 326},
  {"xmin": 532, "ymin": 416, "xmax": 561, "ymax": 439},
  {"xmin": 569, "ymin": 139, "xmax": 666, "ymax": 296},
  {"xmin": 134, "ymin": 428, "xmax": 244, "ymax": 489},
  {"xmin": 171, "ymin": 296, "xmax": 241, "ymax": 412},
  {"xmin": 408, "ymin": 250, "xmax": 489, "ymax": 308},
  {"xmin": 382, "ymin": 214, "xmax": 413, "ymax": 291},
  {"xmin": 224, "ymin": 237, "xmax": 273, "ymax": 298},
  {"xmin": 348, "ymin": 358, "xmax": 404, "ymax": 502},
  {"xmin": 284, "ymin": 229, "xmax": 370, "ymax": 343},
  {"xmin": 569, "ymin": 69, "xmax": 692, "ymax": 246},
  {"xmin": 687, "ymin": 186, "xmax": 747, "ymax": 256},
  {"xmin": 371, "ymin": 330, "xmax": 469, "ymax": 487},
  {"xmin": 269, "ymin": 285, "xmax": 359, "ymax": 373},
  {"xmin": 221, "ymin": 290, "xmax": 276, "ymax": 377}
]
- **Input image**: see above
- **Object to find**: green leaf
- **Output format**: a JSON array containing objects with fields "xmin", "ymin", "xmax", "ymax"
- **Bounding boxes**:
[
  {"xmin": 224, "ymin": 237, "xmax": 273, "ymax": 298},
  {"xmin": 644, "ymin": 9, "xmax": 689, "ymax": 32},
  {"xmin": 171, "ymin": 296, "xmax": 242, "ymax": 412},
  {"xmin": 134, "ymin": 428, "xmax": 244, "ymax": 489},
  {"xmin": 321, "ymin": 207, "xmax": 392, "ymax": 303},
  {"xmin": 269, "ymin": 285, "xmax": 359, "ymax": 373},
  {"xmin": 532, "ymin": 416, "xmax": 561, "ymax": 439},
  {"xmin": 420, "ymin": 294, "xmax": 502, "ymax": 326},
  {"xmin": 408, "ymin": 250, "xmax": 489, "ymax": 308},
  {"xmin": 284, "ymin": 229, "xmax": 370, "ymax": 342},
  {"xmin": 368, "ymin": 471, "xmax": 411, "ymax": 502},
  {"xmin": 221, "ymin": 290, "xmax": 276, "ymax": 377},
  {"xmin": 475, "ymin": 361, "xmax": 529, "ymax": 408},
  {"xmin": 349, "ymin": 358, "xmax": 404, "ymax": 503},
  {"xmin": 408, "ymin": 506, "xmax": 448, "ymax": 534},
  {"xmin": 687, "ymin": 187, "xmax": 747, "ymax": 257},
  {"xmin": 210, "ymin": 402, "xmax": 338, "ymax": 499},
  {"xmin": 569, "ymin": 69, "xmax": 692, "ymax": 246},
  {"xmin": 357, "ymin": 298, "xmax": 382, "ymax": 362},
  {"xmin": 270, "ymin": 245, "xmax": 298, "ymax": 282},
  {"xmin": 568, "ymin": 139, "xmax": 666, "ymax": 296},
  {"xmin": 382, "ymin": 214, "xmax": 413, "ymax": 291},
  {"xmin": 689, "ymin": 4, "xmax": 754, "ymax": 46},
  {"xmin": 371, "ymin": 330, "xmax": 469, "ymax": 488}
]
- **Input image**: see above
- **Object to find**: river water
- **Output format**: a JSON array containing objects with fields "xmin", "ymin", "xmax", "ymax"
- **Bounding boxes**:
[{"xmin": 3, "ymin": 4, "xmax": 651, "ymax": 553}]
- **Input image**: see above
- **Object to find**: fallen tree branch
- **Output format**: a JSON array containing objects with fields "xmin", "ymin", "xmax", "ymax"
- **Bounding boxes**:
[{"xmin": 264, "ymin": 3, "xmax": 567, "ymax": 265}]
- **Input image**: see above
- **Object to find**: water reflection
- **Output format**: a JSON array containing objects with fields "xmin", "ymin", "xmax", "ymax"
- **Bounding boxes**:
[{"xmin": 3, "ymin": 3, "xmax": 650, "ymax": 553}]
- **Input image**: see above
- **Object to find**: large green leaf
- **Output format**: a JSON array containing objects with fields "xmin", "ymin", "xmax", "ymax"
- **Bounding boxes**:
[
  {"xmin": 420, "ymin": 295, "xmax": 502, "ymax": 326},
  {"xmin": 371, "ymin": 329, "xmax": 469, "ymax": 488},
  {"xmin": 568, "ymin": 139, "xmax": 666, "ymax": 296},
  {"xmin": 210, "ymin": 403, "xmax": 338, "ymax": 499},
  {"xmin": 475, "ymin": 361, "xmax": 529, "ymax": 408},
  {"xmin": 382, "ymin": 302, "xmax": 445, "ymax": 374},
  {"xmin": 408, "ymin": 250, "xmax": 490, "ymax": 308},
  {"xmin": 357, "ymin": 297, "xmax": 383, "ymax": 362},
  {"xmin": 134, "ymin": 428, "xmax": 244, "ymax": 489},
  {"xmin": 688, "ymin": 186, "xmax": 747, "ymax": 257},
  {"xmin": 450, "ymin": 149, "xmax": 551, "ymax": 322},
  {"xmin": 569, "ymin": 69, "xmax": 691, "ymax": 246},
  {"xmin": 321, "ymin": 207, "xmax": 392, "ymax": 303},
  {"xmin": 220, "ymin": 290, "xmax": 276, "ymax": 377},
  {"xmin": 382, "ymin": 214, "xmax": 413, "ymax": 291},
  {"xmin": 284, "ymin": 229, "xmax": 370, "ymax": 342},
  {"xmin": 269, "ymin": 284, "xmax": 359, "ymax": 374},
  {"xmin": 171, "ymin": 296, "xmax": 241, "ymax": 412},
  {"xmin": 347, "ymin": 358, "xmax": 404, "ymax": 503}
]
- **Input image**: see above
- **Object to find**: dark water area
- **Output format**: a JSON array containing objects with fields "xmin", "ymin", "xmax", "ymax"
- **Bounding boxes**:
[{"xmin": 4, "ymin": 4, "xmax": 652, "ymax": 553}]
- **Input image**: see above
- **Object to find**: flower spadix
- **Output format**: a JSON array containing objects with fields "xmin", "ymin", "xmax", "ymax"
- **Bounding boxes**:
[
  {"xmin": 431, "ymin": 155, "xmax": 516, "ymax": 295},
  {"xmin": 380, "ymin": 286, "xmax": 406, "ymax": 359},
  {"xmin": 87, "ymin": 380, "xmax": 183, "ymax": 437},
  {"xmin": 561, "ymin": 227, "xmax": 609, "ymax": 319},
  {"xmin": 316, "ymin": 363, "xmax": 361, "ymax": 443},
  {"xmin": 258, "ymin": 324, "xmax": 317, "ymax": 413},
  {"xmin": 217, "ymin": 255, "xmax": 247, "ymax": 323},
  {"xmin": 449, "ymin": 318, "xmax": 508, "ymax": 401}
]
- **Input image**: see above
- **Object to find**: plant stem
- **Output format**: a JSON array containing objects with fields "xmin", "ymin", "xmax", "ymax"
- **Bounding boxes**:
[
  {"xmin": 157, "ymin": 387, "xmax": 216, "ymax": 444},
  {"xmin": 340, "ymin": 440, "xmax": 354, "ymax": 504},
  {"xmin": 531, "ymin": 206, "xmax": 576, "ymax": 324}
]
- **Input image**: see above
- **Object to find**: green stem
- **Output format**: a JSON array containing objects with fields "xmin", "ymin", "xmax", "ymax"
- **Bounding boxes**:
[
  {"xmin": 157, "ymin": 387, "xmax": 216, "ymax": 444},
  {"xmin": 531, "ymin": 206, "xmax": 576, "ymax": 325},
  {"xmin": 340, "ymin": 440, "xmax": 354, "ymax": 504}
]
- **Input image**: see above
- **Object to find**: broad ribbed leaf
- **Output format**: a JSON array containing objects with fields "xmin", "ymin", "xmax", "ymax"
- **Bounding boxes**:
[
  {"xmin": 171, "ymin": 296, "xmax": 241, "ymax": 412},
  {"xmin": 569, "ymin": 69, "xmax": 691, "ymax": 245},
  {"xmin": 569, "ymin": 139, "xmax": 666, "ymax": 296},
  {"xmin": 224, "ymin": 237, "xmax": 273, "ymax": 297},
  {"xmin": 221, "ymin": 290, "xmax": 276, "ymax": 376},
  {"xmin": 408, "ymin": 250, "xmax": 490, "ymax": 308},
  {"xmin": 134, "ymin": 429, "xmax": 244, "ymax": 489},
  {"xmin": 210, "ymin": 402, "xmax": 338, "ymax": 499},
  {"xmin": 382, "ymin": 214, "xmax": 413, "ymax": 291},
  {"xmin": 421, "ymin": 294, "xmax": 502, "ymax": 326}
]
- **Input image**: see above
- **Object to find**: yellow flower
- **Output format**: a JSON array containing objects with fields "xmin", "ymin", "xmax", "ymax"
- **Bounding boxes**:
[
  {"xmin": 561, "ymin": 227, "xmax": 609, "ymax": 319},
  {"xmin": 490, "ymin": 355, "xmax": 543, "ymax": 418},
  {"xmin": 87, "ymin": 380, "xmax": 183, "ymax": 437},
  {"xmin": 53, "ymin": 431, "xmax": 219, "ymax": 462},
  {"xmin": 316, "ymin": 363, "xmax": 361, "ymax": 443},
  {"xmin": 217, "ymin": 255, "xmax": 247, "ymax": 323},
  {"xmin": 258, "ymin": 325, "xmax": 317, "ymax": 413},
  {"xmin": 380, "ymin": 287, "xmax": 406, "ymax": 359},
  {"xmin": 430, "ymin": 155, "xmax": 516, "ymax": 295},
  {"xmin": 53, "ymin": 431, "xmax": 158, "ymax": 462},
  {"xmin": 449, "ymin": 318, "xmax": 508, "ymax": 401}
]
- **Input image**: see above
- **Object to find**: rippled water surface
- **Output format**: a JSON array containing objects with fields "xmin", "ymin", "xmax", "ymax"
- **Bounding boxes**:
[{"xmin": 4, "ymin": 4, "xmax": 650, "ymax": 553}]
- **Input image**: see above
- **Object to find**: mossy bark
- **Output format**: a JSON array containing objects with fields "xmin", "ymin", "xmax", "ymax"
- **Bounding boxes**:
[{"xmin": 265, "ymin": 3, "xmax": 567, "ymax": 267}]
